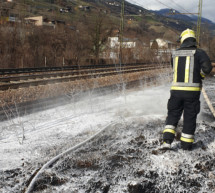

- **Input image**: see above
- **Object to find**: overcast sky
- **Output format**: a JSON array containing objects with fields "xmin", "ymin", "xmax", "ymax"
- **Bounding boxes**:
[{"xmin": 127, "ymin": 0, "xmax": 215, "ymax": 23}]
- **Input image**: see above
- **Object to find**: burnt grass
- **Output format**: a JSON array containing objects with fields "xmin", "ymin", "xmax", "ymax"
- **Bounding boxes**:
[{"xmin": 32, "ymin": 119, "xmax": 215, "ymax": 193}]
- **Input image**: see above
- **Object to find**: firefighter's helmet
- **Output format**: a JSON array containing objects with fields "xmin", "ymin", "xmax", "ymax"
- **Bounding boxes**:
[{"xmin": 179, "ymin": 29, "xmax": 196, "ymax": 44}]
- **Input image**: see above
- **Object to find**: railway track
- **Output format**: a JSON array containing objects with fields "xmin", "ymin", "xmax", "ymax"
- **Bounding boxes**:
[
  {"xmin": 0, "ymin": 63, "xmax": 169, "ymax": 91},
  {"xmin": 0, "ymin": 64, "xmax": 162, "ymax": 82},
  {"xmin": 0, "ymin": 63, "xmax": 171, "ymax": 121},
  {"xmin": 0, "ymin": 63, "xmax": 167, "ymax": 75},
  {"xmin": 0, "ymin": 71, "xmax": 172, "ymax": 122}
]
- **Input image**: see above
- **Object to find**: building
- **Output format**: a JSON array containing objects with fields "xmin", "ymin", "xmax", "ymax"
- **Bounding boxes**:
[
  {"xmin": 25, "ymin": 16, "xmax": 43, "ymax": 26},
  {"xmin": 150, "ymin": 38, "xmax": 177, "ymax": 50},
  {"xmin": 106, "ymin": 37, "xmax": 137, "ymax": 59},
  {"xmin": 150, "ymin": 38, "xmax": 177, "ymax": 55},
  {"xmin": 25, "ymin": 16, "xmax": 65, "ymax": 28},
  {"xmin": 108, "ymin": 37, "xmax": 136, "ymax": 49},
  {"xmin": 78, "ymin": 5, "xmax": 91, "ymax": 11}
]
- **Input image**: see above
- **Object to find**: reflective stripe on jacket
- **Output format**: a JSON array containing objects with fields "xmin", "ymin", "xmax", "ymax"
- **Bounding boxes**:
[{"xmin": 171, "ymin": 49, "xmax": 202, "ymax": 91}]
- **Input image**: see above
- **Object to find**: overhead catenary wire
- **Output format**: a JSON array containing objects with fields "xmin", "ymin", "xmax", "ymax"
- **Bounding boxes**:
[
  {"xmin": 131, "ymin": 0, "xmax": 198, "ymax": 18},
  {"xmin": 128, "ymin": 0, "xmax": 176, "ymax": 11},
  {"xmin": 153, "ymin": 0, "xmax": 173, "ymax": 10},
  {"xmin": 126, "ymin": 0, "xmax": 180, "ymax": 13},
  {"xmin": 166, "ymin": 0, "xmax": 197, "ymax": 17},
  {"xmin": 127, "ymin": 0, "xmax": 150, "ymax": 10},
  {"xmin": 129, "ymin": 0, "xmax": 176, "ymax": 10}
]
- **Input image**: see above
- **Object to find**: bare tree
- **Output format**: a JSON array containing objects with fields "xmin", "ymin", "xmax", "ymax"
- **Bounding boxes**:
[
  {"xmin": 64, "ymin": 25, "xmax": 90, "ymax": 66},
  {"xmin": 88, "ymin": 13, "xmax": 113, "ymax": 64}
]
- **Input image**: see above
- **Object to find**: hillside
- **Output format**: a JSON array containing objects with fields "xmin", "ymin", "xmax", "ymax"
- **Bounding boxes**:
[
  {"xmin": 0, "ymin": 0, "xmax": 215, "ymax": 69},
  {"xmin": 5, "ymin": 0, "xmax": 196, "ymax": 32},
  {"xmin": 154, "ymin": 8, "xmax": 215, "ymax": 31},
  {"xmin": 3, "ymin": 0, "xmax": 214, "ymax": 36}
]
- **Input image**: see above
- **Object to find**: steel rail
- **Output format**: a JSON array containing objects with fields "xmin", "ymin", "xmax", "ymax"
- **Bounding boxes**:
[
  {"xmin": 0, "ymin": 62, "xmax": 168, "ymax": 75},
  {"xmin": 0, "ymin": 64, "xmax": 165, "ymax": 82},
  {"xmin": 0, "ymin": 65, "xmax": 169, "ymax": 91}
]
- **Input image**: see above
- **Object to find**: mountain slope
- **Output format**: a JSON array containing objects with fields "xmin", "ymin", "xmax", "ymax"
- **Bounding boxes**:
[{"xmin": 154, "ymin": 8, "xmax": 214, "ymax": 24}]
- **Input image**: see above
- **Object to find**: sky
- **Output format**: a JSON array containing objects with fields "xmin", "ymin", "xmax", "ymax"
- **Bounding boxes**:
[{"xmin": 127, "ymin": 0, "xmax": 215, "ymax": 23}]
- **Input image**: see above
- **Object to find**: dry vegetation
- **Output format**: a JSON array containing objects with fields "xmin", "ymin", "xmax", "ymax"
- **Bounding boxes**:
[{"xmin": 0, "ymin": 0, "xmax": 175, "ymax": 69}]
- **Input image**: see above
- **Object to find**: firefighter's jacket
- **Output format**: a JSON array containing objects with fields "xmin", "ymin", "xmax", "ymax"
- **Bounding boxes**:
[{"xmin": 170, "ymin": 38, "xmax": 212, "ymax": 97}]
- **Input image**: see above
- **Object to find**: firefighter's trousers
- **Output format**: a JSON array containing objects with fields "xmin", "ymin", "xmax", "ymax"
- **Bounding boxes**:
[{"xmin": 163, "ymin": 91, "xmax": 200, "ymax": 150}]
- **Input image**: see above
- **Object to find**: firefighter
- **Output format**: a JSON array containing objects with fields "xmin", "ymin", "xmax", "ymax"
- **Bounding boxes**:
[{"xmin": 162, "ymin": 28, "xmax": 213, "ymax": 150}]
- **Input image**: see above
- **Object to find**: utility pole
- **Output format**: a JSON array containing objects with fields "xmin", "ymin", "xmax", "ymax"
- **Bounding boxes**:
[
  {"xmin": 119, "ymin": 0, "xmax": 125, "ymax": 68},
  {"xmin": 168, "ymin": 0, "xmax": 202, "ymax": 47},
  {"xmin": 196, "ymin": 0, "xmax": 202, "ymax": 47}
]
